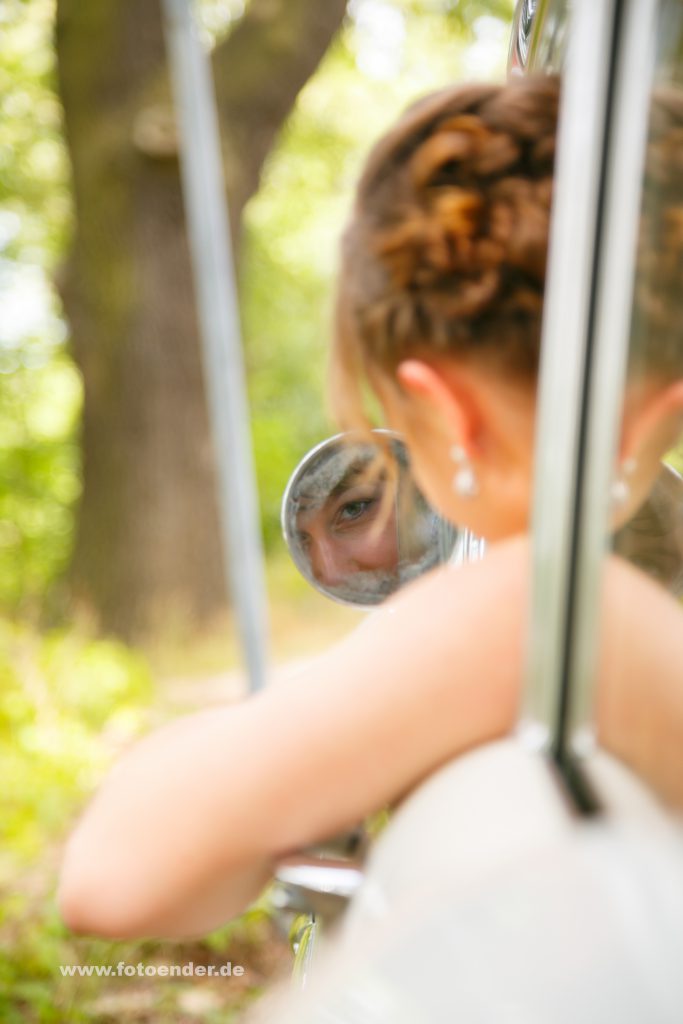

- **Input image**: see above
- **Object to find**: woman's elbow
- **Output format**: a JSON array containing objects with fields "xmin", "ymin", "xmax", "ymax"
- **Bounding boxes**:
[
  {"xmin": 58, "ymin": 876, "xmax": 143, "ymax": 940},
  {"xmin": 58, "ymin": 885, "xmax": 121, "ymax": 939},
  {"xmin": 58, "ymin": 839, "xmax": 159, "ymax": 940}
]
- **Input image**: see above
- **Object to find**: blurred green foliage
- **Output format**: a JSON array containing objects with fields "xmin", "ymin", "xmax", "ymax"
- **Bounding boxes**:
[
  {"xmin": 0, "ymin": 0, "xmax": 511, "ymax": 1018},
  {"xmin": 0, "ymin": 0, "xmax": 510, "ymax": 601},
  {"xmin": 0, "ymin": 0, "xmax": 77, "ymax": 616},
  {"xmin": 0, "ymin": 620, "xmax": 292, "ymax": 1022},
  {"xmin": 0, "ymin": 355, "xmax": 80, "ymax": 611},
  {"xmin": 0, "ymin": 621, "xmax": 152, "ymax": 869}
]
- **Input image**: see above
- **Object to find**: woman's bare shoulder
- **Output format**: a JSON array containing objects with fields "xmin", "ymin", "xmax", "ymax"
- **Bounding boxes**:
[
  {"xmin": 322, "ymin": 535, "xmax": 533, "ymax": 716},
  {"xmin": 376, "ymin": 535, "xmax": 681, "ymax": 657},
  {"xmin": 599, "ymin": 554, "xmax": 683, "ymax": 807},
  {"xmin": 602, "ymin": 551, "xmax": 683, "ymax": 672},
  {"xmin": 352, "ymin": 535, "xmax": 531, "ymax": 647}
]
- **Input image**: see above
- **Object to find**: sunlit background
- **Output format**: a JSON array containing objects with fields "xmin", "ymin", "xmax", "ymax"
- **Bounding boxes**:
[{"xmin": 0, "ymin": 2, "xmax": 512, "ymax": 1020}]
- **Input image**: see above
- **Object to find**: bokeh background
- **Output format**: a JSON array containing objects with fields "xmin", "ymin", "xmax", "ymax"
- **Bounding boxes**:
[{"xmin": 0, "ymin": 1, "xmax": 512, "ymax": 1020}]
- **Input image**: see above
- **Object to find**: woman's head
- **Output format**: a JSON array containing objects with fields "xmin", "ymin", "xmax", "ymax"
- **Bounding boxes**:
[
  {"xmin": 336, "ymin": 77, "xmax": 557, "ymax": 387},
  {"xmin": 333, "ymin": 75, "xmax": 683, "ymax": 539},
  {"xmin": 333, "ymin": 76, "xmax": 558, "ymax": 537}
]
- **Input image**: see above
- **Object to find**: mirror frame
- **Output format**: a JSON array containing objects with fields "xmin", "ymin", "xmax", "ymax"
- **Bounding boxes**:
[{"xmin": 281, "ymin": 429, "xmax": 448, "ymax": 609}]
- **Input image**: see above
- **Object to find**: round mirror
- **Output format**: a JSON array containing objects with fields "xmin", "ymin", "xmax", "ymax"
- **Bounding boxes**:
[{"xmin": 281, "ymin": 430, "xmax": 458, "ymax": 607}]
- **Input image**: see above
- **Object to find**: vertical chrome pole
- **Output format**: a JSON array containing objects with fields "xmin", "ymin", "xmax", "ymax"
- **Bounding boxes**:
[
  {"xmin": 525, "ymin": 0, "xmax": 617, "ymax": 741},
  {"xmin": 161, "ymin": 0, "xmax": 269, "ymax": 691},
  {"xmin": 566, "ymin": 0, "xmax": 658, "ymax": 740}
]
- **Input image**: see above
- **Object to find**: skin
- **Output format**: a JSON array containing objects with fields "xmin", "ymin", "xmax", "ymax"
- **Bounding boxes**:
[{"xmin": 58, "ymin": 357, "xmax": 683, "ymax": 941}]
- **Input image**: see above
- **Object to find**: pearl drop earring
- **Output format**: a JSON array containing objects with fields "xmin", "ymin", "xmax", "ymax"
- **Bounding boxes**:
[
  {"xmin": 610, "ymin": 457, "xmax": 636, "ymax": 509},
  {"xmin": 610, "ymin": 476, "xmax": 630, "ymax": 508},
  {"xmin": 450, "ymin": 445, "xmax": 479, "ymax": 498}
]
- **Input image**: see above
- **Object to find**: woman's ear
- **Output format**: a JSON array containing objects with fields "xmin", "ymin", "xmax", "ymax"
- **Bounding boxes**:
[
  {"xmin": 620, "ymin": 378, "xmax": 683, "ymax": 464},
  {"xmin": 395, "ymin": 359, "xmax": 479, "ymax": 451}
]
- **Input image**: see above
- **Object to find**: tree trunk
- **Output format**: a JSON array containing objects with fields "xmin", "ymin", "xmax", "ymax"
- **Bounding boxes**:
[{"xmin": 55, "ymin": 0, "xmax": 346, "ymax": 640}]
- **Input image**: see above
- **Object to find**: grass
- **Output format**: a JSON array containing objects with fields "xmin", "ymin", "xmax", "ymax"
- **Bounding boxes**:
[{"xmin": 0, "ymin": 557, "xmax": 360, "ymax": 1022}]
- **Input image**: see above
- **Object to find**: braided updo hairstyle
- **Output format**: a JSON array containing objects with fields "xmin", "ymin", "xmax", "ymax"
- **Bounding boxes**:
[
  {"xmin": 332, "ymin": 73, "xmax": 683, "ymax": 431},
  {"xmin": 333, "ymin": 75, "xmax": 559, "ymax": 429}
]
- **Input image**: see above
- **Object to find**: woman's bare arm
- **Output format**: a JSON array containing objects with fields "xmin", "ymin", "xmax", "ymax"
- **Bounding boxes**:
[
  {"xmin": 58, "ymin": 537, "xmax": 528, "ymax": 939},
  {"xmin": 58, "ymin": 536, "xmax": 683, "ymax": 941}
]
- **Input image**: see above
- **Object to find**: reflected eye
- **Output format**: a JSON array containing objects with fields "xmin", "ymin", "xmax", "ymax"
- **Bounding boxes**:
[
  {"xmin": 339, "ymin": 500, "xmax": 374, "ymax": 522},
  {"xmin": 333, "ymin": 496, "xmax": 381, "ymax": 532}
]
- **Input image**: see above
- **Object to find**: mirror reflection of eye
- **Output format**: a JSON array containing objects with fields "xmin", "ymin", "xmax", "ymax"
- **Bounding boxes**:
[{"xmin": 335, "ymin": 497, "xmax": 377, "ymax": 528}]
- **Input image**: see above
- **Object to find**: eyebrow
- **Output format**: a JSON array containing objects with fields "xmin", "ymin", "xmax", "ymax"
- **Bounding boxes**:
[{"xmin": 297, "ymin": 463, "xmax": 382, "ymax": 508}]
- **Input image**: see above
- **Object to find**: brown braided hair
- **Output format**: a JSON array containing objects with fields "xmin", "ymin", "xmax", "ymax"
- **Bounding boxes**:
[
  {"xmin": 332, "ymin": 75, "xmax": 558, "ymax": 430},
  {"xmin": 332, "ymin": 74, "xmax": 683, "ymax": 431}
]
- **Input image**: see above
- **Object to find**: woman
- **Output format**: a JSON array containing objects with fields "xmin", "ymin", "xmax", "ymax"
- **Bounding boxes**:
[{"xmin": 58, "ymin": 75, "xmax": 683, "ymax": 941}]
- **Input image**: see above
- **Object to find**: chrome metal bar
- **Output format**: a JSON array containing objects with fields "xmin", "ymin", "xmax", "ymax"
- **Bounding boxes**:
[
  {"xmin": 450, "ymin": 529, "xmax": 486, "ymax": 567},
  {"xmin": 161, "ymin": 0, "xmax": 269, "ymax": 691},
  {"xmin": 525, "ymin": 0, "xmax": 617, "ymax": 742},
  {"xmin": 567, "ymin": 0, "xmax": 659, "ymax": 740}
]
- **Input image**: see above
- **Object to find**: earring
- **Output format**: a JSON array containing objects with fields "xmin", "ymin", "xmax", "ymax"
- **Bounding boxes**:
[
  {"xmin": 450, "ymin": 445, "xmax": 479, "ymax": 498},
  {"xmin": 610, "ymin": 457, "xmax": 636, "ymax": 509},
  {"xmin": 610, "ymin": 476, "xmax": 630, "ymax": 508}
]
